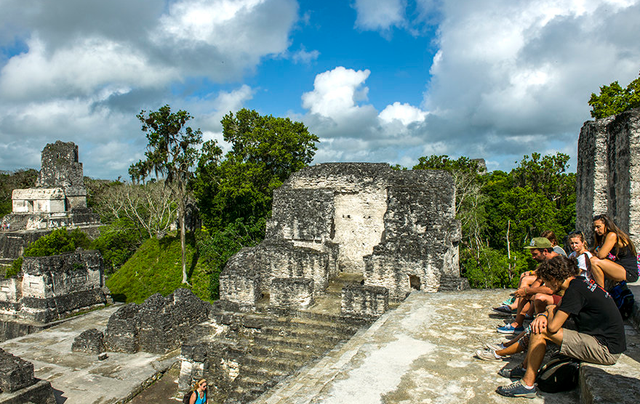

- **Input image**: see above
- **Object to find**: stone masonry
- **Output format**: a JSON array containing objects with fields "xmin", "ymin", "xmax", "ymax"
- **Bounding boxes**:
[
  {"xmin": 104, "ymin": 288, "xmax": 211, "ymax": 354},
  {"xmin": 0, "ymin": 347, "xmax": 55, "ymax": 403},
  {"xmin": 0, "ymin": 250, "xmax": 107, "ymax": 323},
  {"xmin": 220, "ymin": 163, "xmax": 466, "ymax": 311},
  {"xmin": 1, "ymin": 141, "xmax": 100, "ymax": 266},
  {"xmin": 576, "ymin": 108, "xmax": 640, "ymax": 245}
]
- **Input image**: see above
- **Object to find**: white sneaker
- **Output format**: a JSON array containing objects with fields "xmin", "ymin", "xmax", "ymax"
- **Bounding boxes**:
[{"xmin": 475, "ymin": 348, "xmax": 504, "ymax": 361}]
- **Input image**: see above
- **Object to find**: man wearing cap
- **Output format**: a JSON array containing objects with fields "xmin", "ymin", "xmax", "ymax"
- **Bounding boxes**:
[{"xmin": 496, "ymin": 237, "xmax": 558, "ymax": 334}]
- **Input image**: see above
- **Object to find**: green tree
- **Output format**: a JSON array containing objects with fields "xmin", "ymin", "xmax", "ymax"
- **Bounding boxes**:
[
  {"xmin": 194, "ymin": 108, "xmax": 319, "ymax": 231},
  {"xmin": 589, "ymin": 71, "xmax": 640, "ymax": 119},
  {"xmin": 130, "ymin": 105, "xmax": 202, "ymax": 284}
]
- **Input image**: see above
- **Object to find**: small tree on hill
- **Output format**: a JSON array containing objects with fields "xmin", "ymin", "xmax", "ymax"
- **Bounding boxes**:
[{"xmin": 129, "ymin": 105, "xmax": 202, "ymax": 285}]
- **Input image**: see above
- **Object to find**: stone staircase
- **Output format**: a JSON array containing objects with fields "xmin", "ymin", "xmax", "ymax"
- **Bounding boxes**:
[
  {"xmin": 201, "ymin": 309, "xmax": 368, "ymax": 404},
  {"xmin": 180, "ymin": 273, "xmax": 374, "ymax": 404}
]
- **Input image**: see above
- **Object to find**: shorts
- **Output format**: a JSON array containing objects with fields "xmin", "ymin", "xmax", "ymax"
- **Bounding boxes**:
[{"xmin": 560, "ymin": 329, "xmax": 620, "ymax": 365}]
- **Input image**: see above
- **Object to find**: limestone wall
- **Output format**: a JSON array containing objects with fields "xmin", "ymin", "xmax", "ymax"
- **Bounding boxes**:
[
  {"xmin": 11, "ymin": 188, "xmax": 66, "ymax": 214},
  {"xmin": 0, "ymin": 250, "xmax": 107, "ymax": 322},
  {"xmin": 220, "ymin": 163, "xmax": 465, "ymax": 309},
  {"xmin": 576, "ymin": 108, "xmax": 640, "ymax": 245}
]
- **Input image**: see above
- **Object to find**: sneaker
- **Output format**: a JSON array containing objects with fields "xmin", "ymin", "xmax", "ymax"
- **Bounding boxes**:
[
  {"xmin": 502, "ymin": 296, "xmax": 516, "ymax": 305},
  {"xmin": 496, "ymin": 380, "xmax": 537, "ymax": 398},
  {"xmin": 492, "ymin": 305, "xmax": 514, "ymax": 314},
  {"xmin": 475, "ymin": 348, "xmax": 503, "ymax": 361},
  {"xmin": 498, "ymin": 364, "xmax": 527, "ymax": 379},
  {"xmin": 497, "ymin": 324, "xmax": 525, "ymax": 334},
  {"xmin": 484, "ymin": 341, "xmax": 506, "ymax": 351}
]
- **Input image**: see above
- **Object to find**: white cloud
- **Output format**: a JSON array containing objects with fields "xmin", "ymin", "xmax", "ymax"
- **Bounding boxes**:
[
  {"xmin": 302, "ymin": 67, "xmax": 376, "ymax": 120},
  {"xmin": 379, "ymin": 102, "xmax": 427, "ymax": 125},
  {"xmin": 0, "ymin": 0, "xmax": 299, "ymax": 179},
  {"xmin": 292, "ymin": 47, "xmax": 320, "ymax": 64},
  {"xmin": 353, "ymin": 0, "xmax": 406, "ymax": 31}
]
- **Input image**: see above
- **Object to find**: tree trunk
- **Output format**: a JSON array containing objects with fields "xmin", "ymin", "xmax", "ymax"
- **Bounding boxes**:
[{"xmin": 180, "ymin": 198, "xmax": 188, "ymax": 285}]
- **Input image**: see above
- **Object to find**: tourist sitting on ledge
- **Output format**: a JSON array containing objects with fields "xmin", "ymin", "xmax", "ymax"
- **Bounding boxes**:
[
  {"xmin": 494, "ymin": 237, "xmax": 558, "ymax": 335},
  {"xmin": 496, "ymin": 256, "xmax": 626, "ymax": 399},
  {"xmin": 590, "ymin": 214, "xmax": 639, "ymax": 288}
]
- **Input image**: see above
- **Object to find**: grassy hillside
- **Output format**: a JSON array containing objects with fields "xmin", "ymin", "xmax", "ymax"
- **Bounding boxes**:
[{"xmin": 106, "ymin": 233, "xmax": 213, "ymax": 303}]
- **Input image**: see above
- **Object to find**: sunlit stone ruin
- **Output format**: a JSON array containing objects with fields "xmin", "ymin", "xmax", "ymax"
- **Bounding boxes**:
[
  {"xmin": 6, "ymin": 141, "xmax": 99, "ymax": 232},
  {"xmin": 0, "ymin": 141, "xmax": 100, "ymax": 268},
  {"xmin": 576, "ymin": 107, "xmax": 640, "ymax": 245},
  {"xmin": 221, "ymin": 163, "xmax": 467, "ymax": 308},
  {"xmin": 174, "ymin": 163, "xmax": 469, "ymax": 403}
]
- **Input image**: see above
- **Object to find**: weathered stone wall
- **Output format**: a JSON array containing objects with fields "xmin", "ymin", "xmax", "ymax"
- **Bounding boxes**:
[
  {"xmin": 270, "ymin": 278, "xmax": 314, "ymax": 309},
  {"xmin": 0, "ymin": 250, "xmax": 107, "ymax": 322},
  {"xmin": 220, "ymin": 163, "xmax": 464, "ymax": 309},
  {"xmin": 104, "ymin": 289, "xmax": 211, "ymax": 354},
  {"xmin": 0, "ymin": 348, "xmax": 56, "ymax": 403},
  {"xmin": 341, "ymin": 284, "xmax": 388, "ymax": 318},
  {"xmin": 576, "ymin": 108, "xmax": 640, "ymax": 245},
  {"xmin": 36, "ymin": 141, "xmax": 84, "ymax": 189},
  {"xmin": 11, "ymin": 188, "xmax": 66, "ymax": 214}
]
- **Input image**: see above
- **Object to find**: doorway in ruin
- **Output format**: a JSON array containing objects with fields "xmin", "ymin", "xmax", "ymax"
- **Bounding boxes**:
[
  {"xmin": 332, "ymin": 190, "xmax": 387, "ymax": 274},
  {"xmin": 409, "ymin": 275, "xmax": 421, "ymax": 291}
]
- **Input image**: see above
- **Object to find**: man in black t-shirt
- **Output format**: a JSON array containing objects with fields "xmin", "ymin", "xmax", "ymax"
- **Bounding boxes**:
[{"xmin": 496, "ymin": 256, "xmax": 626, "ymax": 399}]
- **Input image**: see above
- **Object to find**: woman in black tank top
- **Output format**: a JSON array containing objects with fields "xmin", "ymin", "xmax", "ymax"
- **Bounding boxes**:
[{"xmin": 590, "ymin": 214, "xmax": 638, "ymax": 287}]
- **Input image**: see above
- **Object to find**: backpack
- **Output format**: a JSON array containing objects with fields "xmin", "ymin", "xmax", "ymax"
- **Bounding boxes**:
[
  {"xmin": 182, "ymin": 391, "xmax": 193, "ymax": 404},
  {"xmin": 536, "ymin": 355, "xmax": 581, "ymax": 393},
  {"xmin": 609, "ymin": 281, "xmax": 635, "ymax": 320}
]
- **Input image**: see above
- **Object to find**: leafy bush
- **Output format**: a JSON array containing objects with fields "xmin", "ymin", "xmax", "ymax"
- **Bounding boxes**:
[
  {"xmin": 90, "ymin": 218, "xmax": 145, "ymax": 274},
  {"xmin": 23, "ymin": 228, "xmax": 91, "ymax": 257},
  {"xmin": 196, "ymin": 218, "xmax": 265, "ymax": 299},
  {"xmin": 5, "ymin": 257, "xmax": 22, "ymax": 278}
]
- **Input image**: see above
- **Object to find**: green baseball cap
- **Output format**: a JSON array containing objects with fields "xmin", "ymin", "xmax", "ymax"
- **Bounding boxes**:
[{"xmin": 524, "ymin": 237, "xmax": 552, "ymax": 249}]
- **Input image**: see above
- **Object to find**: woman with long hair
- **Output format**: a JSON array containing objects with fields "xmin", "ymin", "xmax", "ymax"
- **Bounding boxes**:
[
  {"xmin": 568, "ymin": 231, "xmax": 592, "ymax": 280},
  {"xmin": 590, "ymin": 214, "xmax": 638, "ymax": 287},
  {"xmin": 188, "ymin": 379, "xmax": 208, "ymax": 404}
]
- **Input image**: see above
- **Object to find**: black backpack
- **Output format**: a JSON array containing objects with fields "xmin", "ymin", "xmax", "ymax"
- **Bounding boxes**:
[
  {"xmin": 536, "ymin": 355, "xmax": 581, "ymax": 393},
  {"xmin": 609, "ymin": 281, "xmax": 635, "ymax": 319},
  {"xmin": 182, "ymin": 391, "xmax": 194, "ymax": 404}
]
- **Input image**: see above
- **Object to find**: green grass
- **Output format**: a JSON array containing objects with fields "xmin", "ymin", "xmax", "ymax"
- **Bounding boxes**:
[{"xmin": 106, "ymin": 233, "xmax": 213, "ymax": 304}]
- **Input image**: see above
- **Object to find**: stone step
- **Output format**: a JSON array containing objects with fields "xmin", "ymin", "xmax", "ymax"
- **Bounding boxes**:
[
  {"xmin": 252, "ymin": 334, "xmax": 336, "ymax": 353},
  {"xmin": 243, "ymin": 354, "xmax": 302, "ymax": 372},
  {"xmin": 261, "ymin": 323, "xmax": 354, "ymax": 344},
  {"xmin": 250, "ymin": 344, "xmax": 319, "ymax": 362},
  {"xmin": 240, "ymin": 362, "xmax": 290, "ymax": 380}
]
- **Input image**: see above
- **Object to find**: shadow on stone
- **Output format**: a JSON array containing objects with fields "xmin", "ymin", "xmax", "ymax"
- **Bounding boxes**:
[
  {"xmin": 580, "ymin": 365, "xmax": 640, "ymax": 403},
  {"xmin": 53, "ymin": 387, "xmax": 68, "ymax": 403}
]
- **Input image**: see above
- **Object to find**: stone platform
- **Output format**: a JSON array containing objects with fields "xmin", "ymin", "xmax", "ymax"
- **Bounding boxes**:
[
  {"xmin": 256, "ymin": 288, "xmax": 640, "ymax": 404},
  {"xmin": 0, "ymin": 304, "xmax": 178, "ymax": 404}
]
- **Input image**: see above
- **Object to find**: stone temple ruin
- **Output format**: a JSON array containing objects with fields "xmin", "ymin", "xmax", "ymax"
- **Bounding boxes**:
[
  {"xmin": 221, "ymin": 163, "xmax": 467, "ymax": 311},
  {"xmin": 576, "ymin": 107, "xmax": 640, "ymax": 245},
  {"xmin": 172, "ymin": 163, "xmax": 469, "ymax": 403},
  {"xmin": 0, "ymin": 141, "xmax": 100, "ymax": 266},
  {"xmin": 0, "ymin": 250, "xmax": 108, "ymax": 333}
]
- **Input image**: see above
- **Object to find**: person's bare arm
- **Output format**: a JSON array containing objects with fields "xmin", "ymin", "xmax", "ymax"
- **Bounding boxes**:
[
  {"xmin": 530, "ymin": 305, "xmax": 568, "ymax": 334},
  {"xmin": 597, "ymin": 232, "xmax": 618, "ymax": 259}
]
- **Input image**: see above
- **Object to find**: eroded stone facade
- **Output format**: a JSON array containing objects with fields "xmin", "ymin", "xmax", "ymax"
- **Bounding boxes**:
[
  {"xmin": 220, "ymin": 163, "xmax": 465, "ymax": 309},
  {"xmin": 0, "ymin": 250, "xmax": 107, "ymax": 323},
  {"xmin": 576, "ymin": 108, "xmax": 640, "ymax": 245},
  {"xmin": 104, "ymin": 288, "xmax": 211, "ymax": 354},
  {"xmin": 3, "ymin": 141, "xmax": 99, "ymax": 232}
]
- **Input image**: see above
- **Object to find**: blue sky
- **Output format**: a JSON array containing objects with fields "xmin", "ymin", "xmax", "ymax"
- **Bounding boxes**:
[{"xmin": 0, "ymin": 0, "xmax": 639, "ymax": 179}]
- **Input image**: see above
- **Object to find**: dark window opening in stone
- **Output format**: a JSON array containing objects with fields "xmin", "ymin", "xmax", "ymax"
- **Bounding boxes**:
[
  {"xmin": 409, "ymin": 275, "xmax": 421, "ymax": 290},
  {"xmin": 259, "ymin": 292, "xmax": 270, "ymax": 305}
]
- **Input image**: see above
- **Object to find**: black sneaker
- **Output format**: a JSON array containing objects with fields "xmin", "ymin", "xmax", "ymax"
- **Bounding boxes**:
[
  {"xmin": 496, "ymin": 380, "xmax": 538, "ymax": 398},
  {"xmin": 498, "ymin": 364, "xmax": 526, "ymax": 379}
]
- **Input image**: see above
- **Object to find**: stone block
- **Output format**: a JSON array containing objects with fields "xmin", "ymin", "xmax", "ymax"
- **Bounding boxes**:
[
  {"xmin": 104, "ymin": 289, "xmax": 211, "ymax": 354},
  {"xmin": 72, "ymin": 328, "xmax": 105, "ymax": 354},
  {"xmin": 341, "ymin": 284, "xmax": 389, "ymax": 318},
  {"xmin": 104, "ymin": 303, "xmax": 140, "ymax": 353},
  {"xmin": 270, "ymin": 278, "xmax": 314, "ymax": 309},
  {"xmin": 0, "ymin": 378, "xmax": 56, "ymax": 404},
  {"xmin": 0, "ymin": 348, "xmax": 34, "ymax": 393}
]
